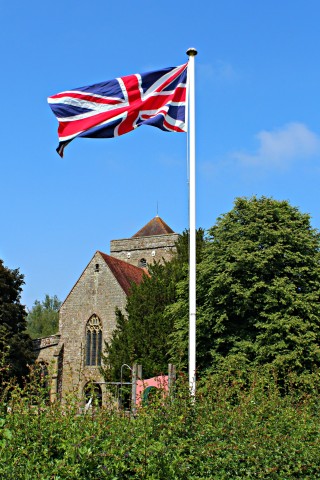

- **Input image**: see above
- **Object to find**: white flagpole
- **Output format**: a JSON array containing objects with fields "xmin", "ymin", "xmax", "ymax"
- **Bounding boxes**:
[{"xmin": 186, "ymin": 47, "xmax": 197, "ymax": 396}]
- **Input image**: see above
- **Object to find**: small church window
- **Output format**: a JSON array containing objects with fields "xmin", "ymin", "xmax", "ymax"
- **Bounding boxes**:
[
  {"xmin": 95, "ymin": 263, "xmax": 100, "ymax": 272},
  {"xmin": 139, "ymin": 258, "xmax": 147, "ymax": 268},
  {"xmin": 85, "ymin": 315, "xmax": 102, "ymax": 366},
  {"xmin": 84, "ymin": 382, "xmax": 102, "ymax": 408}
]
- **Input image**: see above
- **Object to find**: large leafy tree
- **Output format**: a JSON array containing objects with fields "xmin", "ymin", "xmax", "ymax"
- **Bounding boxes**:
[
  {"xmin": 104, "ymin": 259, "xmax": 184, "ymax": 381},
  {"xmin": 26, "ymin": 294, "xmax": 61, "ymax": 339},
  {"xmin": 104, "ymin": 230, "xmax": 205, "ymax": 381},
  {"xmin": 171, "ymin": 196, "xmax": 320, "ymax": 377},
  {"xmin": 0, "ymin": 260, "xmax": 34, "ymax": 383}
]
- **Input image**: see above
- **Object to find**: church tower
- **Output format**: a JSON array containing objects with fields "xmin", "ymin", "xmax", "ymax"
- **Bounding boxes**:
[{"xmin": 110, "ymin": 216, "xmax": 179, "ymax": 268}]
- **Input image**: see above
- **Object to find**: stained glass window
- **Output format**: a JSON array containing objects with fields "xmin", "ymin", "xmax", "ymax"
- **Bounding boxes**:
[{"xmin": 85, "ymin": 315, "xmax": 102, "ymax": 366}]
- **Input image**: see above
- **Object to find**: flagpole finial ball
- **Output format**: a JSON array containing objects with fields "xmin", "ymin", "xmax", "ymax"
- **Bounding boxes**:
[{"xmin": 186, "ymin": 48, "xmax": 198, "ymax": 57}]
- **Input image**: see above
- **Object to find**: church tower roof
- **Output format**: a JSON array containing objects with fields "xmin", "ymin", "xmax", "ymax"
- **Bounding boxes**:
[
  {"xmin": 132, "ymin": 216, "xmax": 175, "ymax": 238},
  {"xmin": 110, "ymin": 215, "xmax": 178, "ymax": 267}
]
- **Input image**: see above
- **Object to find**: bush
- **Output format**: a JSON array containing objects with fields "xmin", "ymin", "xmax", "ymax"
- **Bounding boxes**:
[{"xmin": 0, "ymin": 366, "xmax": 320, "ymax": 479}]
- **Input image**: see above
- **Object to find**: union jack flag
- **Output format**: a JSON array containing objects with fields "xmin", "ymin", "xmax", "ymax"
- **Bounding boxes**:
[{"xmin": 48, "ymin": 63, "xmax": 188, "ymax": 157}]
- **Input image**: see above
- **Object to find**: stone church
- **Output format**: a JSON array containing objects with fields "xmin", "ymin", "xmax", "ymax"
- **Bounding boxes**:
[{"xmin": 34, "ymin": 216, "xmax": 178, "ymax": 404}]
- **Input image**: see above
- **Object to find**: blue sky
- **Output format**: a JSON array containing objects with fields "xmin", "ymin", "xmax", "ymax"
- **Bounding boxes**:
[{"xmin": 1, "ymin": 1, "xmax": 320, "ymax": 309}]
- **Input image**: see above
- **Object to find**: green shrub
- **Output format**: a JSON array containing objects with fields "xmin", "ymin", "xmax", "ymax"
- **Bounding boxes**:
[{"xmin": 0, "ymin": 367, "xmax": 319, "ymax": 479}]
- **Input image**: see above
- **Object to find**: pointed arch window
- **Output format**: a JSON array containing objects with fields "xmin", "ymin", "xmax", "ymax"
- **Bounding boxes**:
[{"xmin": 85, "ymin": 315, "xmax": 102, "ymax": 366}]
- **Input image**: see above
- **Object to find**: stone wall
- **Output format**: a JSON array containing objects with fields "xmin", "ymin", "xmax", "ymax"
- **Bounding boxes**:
[
  {"xmin": 33, "ymin": 335, "xmax": 60, "ymax": 365},
  {"xmin": 59, "ymin": 251, "xmax": 128, "ymax": 403}
]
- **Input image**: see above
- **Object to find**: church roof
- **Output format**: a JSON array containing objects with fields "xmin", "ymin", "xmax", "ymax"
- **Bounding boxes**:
[
  {"xmin": 132, "ymin": 216, "xmax": 175, "ymax": 238},
  {"xmin": 98, "ymin": 252, "xmax": 148, "ymax": 295}
]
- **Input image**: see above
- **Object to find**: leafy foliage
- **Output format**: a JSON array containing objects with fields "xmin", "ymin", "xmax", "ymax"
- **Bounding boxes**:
[
  {"xmin": 1, "ymin": 366, "xmax": 320, "ymax": 479},
  {"xmin": 171, "ymin": 196, "xmax": 320, "ymax": 378},
  {"xmin": 26, "ymin": 294, "xmax": 61, "ymax": 339},
  {"xmin": 104, "ymin": 259, "xmax": 184, "ymax": 381},
  {"xmin": 0, "ymin": 259, "xmax": 34, "ymax": 385},
  {"xmin": 104, "ymin": 230, "xmax": 205, "ymax": 381}
]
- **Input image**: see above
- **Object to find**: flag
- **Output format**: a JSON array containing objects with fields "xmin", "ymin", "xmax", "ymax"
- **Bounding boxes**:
[{"xmin": 48, "ymin": 63, "xmax": 188, "ymax": 157}]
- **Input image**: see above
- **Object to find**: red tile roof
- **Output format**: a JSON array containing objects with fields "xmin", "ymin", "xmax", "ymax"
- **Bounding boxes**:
[
  {"xmin": 98, "ymin": 252, "xmax": 148, "ymax": 295},
  {"xmin": 132, "ymin": 216, "xmax": 175, "ymax": 238}
]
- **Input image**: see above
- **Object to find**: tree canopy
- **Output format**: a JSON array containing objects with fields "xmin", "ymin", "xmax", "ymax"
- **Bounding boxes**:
[
  {"xmin": 171, "ymin": 196, "xmax": 320, "ymax": 377},
  {"xmin": 0, "ymin": 259, "xmax": 34, "ymax": 383},
  {"xmin": 26, "ymin": 294, "xmax": 61, "ymax": 339},
  {"xmin": 104, "ymin": 230, "xmax": 205, "ymax": 381},
  {"xmin": 104, "ymin": 259, "xmax": 184, "ymax": 381},
  {"xmin": 104, "ymin": 197, "xmax": 320, "ymax": 382}
]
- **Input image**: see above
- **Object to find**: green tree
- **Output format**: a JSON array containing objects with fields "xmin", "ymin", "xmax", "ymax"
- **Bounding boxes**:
[
  {"xmin": 104, "ymin": 260, "xmax": 182, "ymax": 381},
  {"xmin": 26, "ymin": 294, "xmax": 61, "ymax": 339},
  {"xmin": 104, "ymin": 230, "xmax": 205, "ymax": 381},
  {"xmin": 171, "ymin": 196, "xmax": 320, "ymax": 377},
  {"xmin": 0, "ymin": 259, "xmax": 34, "ymax": 384}
]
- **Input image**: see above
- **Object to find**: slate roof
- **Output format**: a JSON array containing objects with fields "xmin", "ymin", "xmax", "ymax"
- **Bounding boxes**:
[
  {"xmin": 132, "ymin": 216, "xmax": 175, "ymax": 238},
  {"xmin": 98, "ymin": 252, "xmax": 148, "ymax": 295}
]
